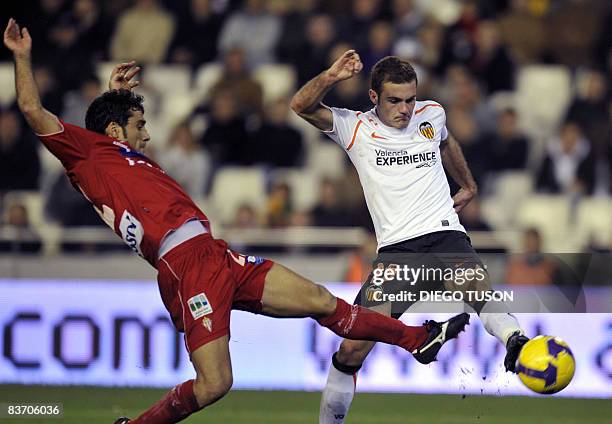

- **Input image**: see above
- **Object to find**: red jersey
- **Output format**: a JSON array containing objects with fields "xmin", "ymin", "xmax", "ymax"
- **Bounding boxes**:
[{"xmin": 38, "ymin": 121, "xmax": 210, "ymax": 267}]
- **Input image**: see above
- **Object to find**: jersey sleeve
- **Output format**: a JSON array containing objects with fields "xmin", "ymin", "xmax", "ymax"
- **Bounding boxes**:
[
  {"xmin": 439, "ymin": 106, "xmax": 449, "ymax": 143},
  {"xmin": 322, "ymin": 106, "xmax": 361, "ymax": 150},
  {"xmin": 37, "ymin": 120, "xmax": 92, "ymax": 169}
]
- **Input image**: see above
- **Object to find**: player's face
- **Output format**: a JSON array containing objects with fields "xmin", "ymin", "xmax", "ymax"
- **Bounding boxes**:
[
  {"xmin": 123, "ymin": 110, "xmax": 150, "ymax": 153},
  {"xmin": 369, "ymin": 80, "xmax": 417, "ymax": 129}
]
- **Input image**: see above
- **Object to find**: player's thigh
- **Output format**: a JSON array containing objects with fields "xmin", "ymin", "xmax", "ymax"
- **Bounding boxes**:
[
  {"xmin": 190, "ymin": 335, "xmax": 233, "ymax": 407},
  {"xmin": 261, "ymin": 263, "xmax": 336, "ymax": 318},
  {"xmin": 434, "ymin": 232, "xmax": 491, "ymax": 293}
]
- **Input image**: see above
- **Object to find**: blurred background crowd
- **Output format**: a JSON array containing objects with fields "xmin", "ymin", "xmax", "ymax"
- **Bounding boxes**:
[{"xmin": 0, "ymin": 0, "xmax": 610, "ymax": 284}]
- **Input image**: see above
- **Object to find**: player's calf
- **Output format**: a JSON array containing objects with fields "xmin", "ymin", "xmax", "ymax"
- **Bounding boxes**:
[
  {"xmin": 336, "ymin": 339, "xmax": 376, "ymax": 368},
  {"xmin": 192, "ymin": 372, "xmax": 233, "ymax": 407}
]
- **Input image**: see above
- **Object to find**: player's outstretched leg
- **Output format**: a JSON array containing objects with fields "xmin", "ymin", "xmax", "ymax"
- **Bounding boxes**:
[
  {"xmin": 320, "ymin": 312, "xmax": 471, "ymax": 424},
  {"xmin": 262, "ymin": 264, "xmax": 429, "ymax": 351},
  {"xmin": 114, "ymin": 336, "xmax": 232, "ymax": 424},
  {"xmin": 476, "ymin": 301, "xmax": 528, "ymax": 372}
]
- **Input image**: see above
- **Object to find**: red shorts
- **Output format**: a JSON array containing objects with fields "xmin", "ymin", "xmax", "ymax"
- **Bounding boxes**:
[{"xmin": 156, "ymin": 233, "xmax": 274, "ymax": 353}]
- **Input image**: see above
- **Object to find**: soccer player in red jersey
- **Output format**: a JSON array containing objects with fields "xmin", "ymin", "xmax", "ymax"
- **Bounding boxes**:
[{"xmin": 4, "ymin": 19, "xmax": 469, "ymax": 424}]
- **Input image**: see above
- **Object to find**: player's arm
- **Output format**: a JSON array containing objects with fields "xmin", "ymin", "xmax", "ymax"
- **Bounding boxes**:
[
  {"xmin": 3, "ymin": 18, "xmax": 61, "ymax": 135},
  {"xmin": 290, "ymin": 49, "xmax": 363, "ymax": 131},
  {"xmin": 441, "ymin": 132, "xmax": 478, "ymax": 213}
]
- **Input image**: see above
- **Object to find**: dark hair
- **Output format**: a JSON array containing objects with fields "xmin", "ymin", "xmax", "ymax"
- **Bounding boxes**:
[
  {"xmin": 85, "ymin": 89, "xmax": 144, "ymax": 135},
  {"xmin": 370, "ymin": 56, "xmax": 418, "ymax": 95}
]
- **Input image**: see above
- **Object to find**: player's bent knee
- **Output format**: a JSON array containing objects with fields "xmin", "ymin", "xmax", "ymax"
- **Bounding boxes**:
[
  {"xmin": 193, "ymin": 373, "xmax": 233, "ymax": 407},
  {"xmin": 336, "ymin": 339, "xmax": 374, "ymax": 366}
]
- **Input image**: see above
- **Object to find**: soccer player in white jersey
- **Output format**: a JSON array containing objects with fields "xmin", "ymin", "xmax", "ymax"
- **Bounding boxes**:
[{"xmin": 291, "ymin": 51, "xmax": 529, "ymax": 424}]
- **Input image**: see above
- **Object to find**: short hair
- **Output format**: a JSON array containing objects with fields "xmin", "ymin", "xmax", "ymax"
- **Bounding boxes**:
[
  {"xmin": 85, "ymin": 89, "xmax": 144, "ymax": 135},
  {"xmin": 370, "ymin": 56, "xmax": 418, "ymax": 95}
]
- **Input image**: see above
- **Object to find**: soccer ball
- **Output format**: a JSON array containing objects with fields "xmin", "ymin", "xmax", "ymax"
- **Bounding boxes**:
[{"xmin": 516, "ymin": 335, "xmax": 575, "ymax": 394}]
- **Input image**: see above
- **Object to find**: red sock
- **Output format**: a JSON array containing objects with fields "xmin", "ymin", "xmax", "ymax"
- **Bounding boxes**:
[
  {"xmin": 317, "ymin": 298, "xmax": 428, "ymax": 351},
  {"xmin": 130, "ymin": 380, "xmax": 200, "ymax": 424}
]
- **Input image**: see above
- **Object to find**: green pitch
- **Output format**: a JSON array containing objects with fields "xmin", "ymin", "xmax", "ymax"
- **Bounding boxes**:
[{"xmin": 0, "ymin": 385, "xmax": 610, "ymax": 424}]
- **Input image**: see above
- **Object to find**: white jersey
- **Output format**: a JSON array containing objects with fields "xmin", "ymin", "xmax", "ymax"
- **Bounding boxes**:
[{"xmin": 323, "ymin": 100, "xmax": 465, "ymax": 250}]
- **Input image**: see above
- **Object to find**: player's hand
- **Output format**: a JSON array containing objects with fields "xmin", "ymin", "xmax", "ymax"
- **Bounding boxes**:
[
  {"xmin": 452, "ymin": 188, "xmax": 476, "ymax": 213},
  {"xmin": 325, "ymin": 50, "xmax": 363, "ymax": 83},
  {"xmin": 109, "ymin": 61, "xmax": 141, "ymax": 91},
  {"xmin": 3, "ymin": 18, "xmax": 32, "ymax": 57}
]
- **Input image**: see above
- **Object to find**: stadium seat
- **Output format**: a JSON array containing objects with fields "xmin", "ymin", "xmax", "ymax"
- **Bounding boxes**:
[
  {"xmin": 516, "ymin": 66, "xmax": 571, "ymax": 141},
  {"xmin": 253, "ymin": 64, "xmax": 296, "ymax": 103},
  {"xmin": 0, "ymin": 62, "xmax": 16, "ymax": 107},
  {"xmin": 193, "ymin": 62, "xmax": 223, "ymax": 103},
  {"xmin": 96, "ymin": 62, "xmax": 116, "ymax": 89},
  {"xmin": 307, "ymin": 142, "xmax": 346, "ymax": 178},
  {"xmin": 272, "ymin": 169, "xmax": 321, "ymax": 212},
  {"xmin": 574, "ymin": 198, "xmax": 612, "ymax": 249},
  {"xmin": 481, "ymin": 171, "xmax": 534, "ymax": 229},
  {"xmin": 515, "ymin": 195, "xmax": 572, "ymax": 252},
  {"xmin": 209, "ymin": 167, "xmax": 267, "ymax": 224},
  {"xmin": 141, "ymin": 64, "xmax": 192, "ymax": 96},
  {"xmin": 2, "ymin": 190, "xmax": 63, "ymax": 254},
  {"xmin": 3, "ymin": 190, "xmax": 44, "ymax": 230},
  {"xmin": 157, "ymin": 93, "xmax": 196, "ymax": 137}
]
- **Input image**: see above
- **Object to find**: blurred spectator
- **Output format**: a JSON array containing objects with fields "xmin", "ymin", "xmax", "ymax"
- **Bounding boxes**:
[
  {"xmin": 547, "ymin": 0, "xmax": 604, "ymax": 68},
  {"xmin": 344, "ymin": 233, "xmax": 377, "ymax": 284},
  {"xmin": 536, "ymin": 121, "xmax": 595, "ymax": 195},
  {"xmin": 248, "ymin": 97, "xmax": 304, "ymax": 167},
  {"xmin": 45, "ymin": 0, "xmax": 111, "ymax": 86},
  {"xmin": 276, "ymin": 0, "xmax": 321, "ymax": 65},
  {"xmin": 45, "ymin": 173, "xmax": 103, "ymax": 226},
  {"xmin": 566, "ymin": 70, "xmax": 610, "ymax": 158},
  {"xmin": 362, "ymin": 20, "xmax": 394, "ymax": 72},
  {"xmin": 0, "ymin": 110, "xmax": 40, "ymax": 192},
  {"xmin": 498, "ymin": 0, "xmax": 547, "ymax": 65},
  {"xmin": 392, "ymin": 0, "xmax": 424, "ymax": 40},
  {"xmin": 232, "ymin": 203, "xmax": 260, "ymax": 229},
  {"xmin": 470, "ymin": 19, "xmax": 515, "ymax": 93},
  {"xmin": 505, "ymin": 228, "xmax": 556, "ymax": 286},
  {"xmin": 168, "ymin": 0, "xmax": 225, "ymax": 68},
  {"xmin": 218, "ymin": 0, "xmax": 282, "ymax": 69},
  {"xmin": 266, "ymin": 182, "xmax": 293, "ymax": 227},
  {"xmin": 594, "ymin": 7, "xmax": 612, "ymax": 71},
  {"xmin": 160, "ymin": 122, "xmax": 211, "ymax": 197},
  {"xmin": 199, "ymin": 89, "xmax": 250, "ymax": 165},
  {"xmin": 291, "ymin": 14, "xmax": 338, "ymax": 86},
  {"xmin": 336, "ymin": 167, "xmax": 374, "ymax": 231},
  {"xmin": 459, "ymin": 199, "xmax": 491, "ymax": 232},
  {"xmin": 61, "ymin": 74, "xmax": 101, "ymax": 127},
  {"xmin": 210, "ymin": 47, "xmax": 264, "ymax": 118},
  {"xmin": 436, "ymin": 0, "xmax": 480, "ymax": 74},
  {"xmin": 25, "ymin": 0, "xmax": 69, "ymax": 63},
  {"xmin": 0, "ymin": 201, "xmax": 42, "ymax": 253},
  {"xmin": 338, "ymin": 0, "xmax": 383, "ymax": 52},
  {"xmin": 111, "ymin": 0, "xmax": 176, "ymax": 64},
  {"xmin": 489, "ymin": 108, "xmax": 529, "ymax": 171},
  {"xmin": 446, "ymin": 107, "xmax": 490, "ymax": 189},
  {"xmin": 21, "ymin": 65, "xmax": 64, "ymax": 116},
  {"xmin": 412, "ymin": 18, "xmax": 444, "ymax": 71},
  {"xmin": 439, "ymin": 66, "xmax": 497, "ymax": 135},
  {"xmin": 310, "ymin": 178, "xmax": 350, "ymax": 227}
]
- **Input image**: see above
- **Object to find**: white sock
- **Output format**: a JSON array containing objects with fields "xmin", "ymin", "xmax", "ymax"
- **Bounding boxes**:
[
  {"xmin": 479, "ymin": 310, "xmax": 523, "ymax": 346},
  {"xmin": 319, "ymin": 362, "xmax": 356, "ymax": 424}
]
